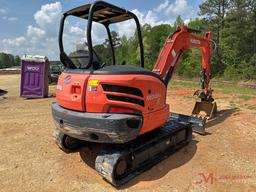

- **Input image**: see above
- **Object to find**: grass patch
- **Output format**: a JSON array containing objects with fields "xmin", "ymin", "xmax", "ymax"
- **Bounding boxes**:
[
  {"xmin": 247, "ymin": 106, "xmax": 256, "ymax": 110},
  {"xmin": 238, "ymin": 95, "xmax": 254, "ymax": 101},
  {"xmin": 183, "ymin": 95, "xmax": 194, "ymax": 100},
  {"xmin": 170, "ymin": 79, "xmax": 199, "ymax": 88},
  {"xmin": 184, "ymin": 95, "xmax": 195, "ymax": 99},
  {"xmin": 229, "ymin": 101, "xmax": 241, "ymax": 111},
  {"xmin": 228, "ymin": 103, "xmax": 241, "ymax": 112},
  {"xmin": 229, "ymin": 101, "xmax": 237, "ymax": 109},
  {"xmin": 212, "ymin": 81, "xmax": 256, "ymax": 96},
  {"xmin": 169, "ymin": 79, "xmax": 256, "ymax": 96}
]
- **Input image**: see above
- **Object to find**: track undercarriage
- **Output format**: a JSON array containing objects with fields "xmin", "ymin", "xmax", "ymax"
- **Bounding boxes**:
[{"xmin": 56, "ymin": 119, "xmax": 192, "ymax": 186}]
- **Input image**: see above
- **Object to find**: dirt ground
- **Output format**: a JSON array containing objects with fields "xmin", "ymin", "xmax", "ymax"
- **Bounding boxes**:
[{"xmin": 0, "ymin": 74, "xmax": 256, "ymax": 192}]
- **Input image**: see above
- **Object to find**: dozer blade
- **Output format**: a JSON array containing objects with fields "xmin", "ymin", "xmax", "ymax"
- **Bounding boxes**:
[
  {"xmin": 169, "ymin": 112, "xmax": 206, "ymax": 135},
  {"xmin": 192, "ymin": 101, "xmax": 217, "ymax": 119}
]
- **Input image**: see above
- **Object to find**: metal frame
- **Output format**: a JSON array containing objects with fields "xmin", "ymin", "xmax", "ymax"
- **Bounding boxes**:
[{"xmin": 58, "ymin": 1, "xmax": 144, "ymax": 69}]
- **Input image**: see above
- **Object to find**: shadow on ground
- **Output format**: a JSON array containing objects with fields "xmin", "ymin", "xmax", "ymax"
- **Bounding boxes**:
[
  {"xmin": 0, "ymin": 89, "xmax": 7, "ymax": 96},
  {"xmin": 79, "ymin": 143, "xmax": 103, "ymax": 169},
  {"xmin": 205, "ymin": 108, "xmax": 238, "ymax": 129},
  {"xmin": 78, "ymin": 140, "xmax": 197, "ymax": 188}
]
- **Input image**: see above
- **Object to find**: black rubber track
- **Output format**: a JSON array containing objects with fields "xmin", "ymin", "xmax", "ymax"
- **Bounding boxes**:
[
  {"xmin": 55, "ymin": 129, "xmax": 86, "ymax": 153},
  {"xmin": 95, "ymin": 120, "xmax": 192, "ymax": 186}
]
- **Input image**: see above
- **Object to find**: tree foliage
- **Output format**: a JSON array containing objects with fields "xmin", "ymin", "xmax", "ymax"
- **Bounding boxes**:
[
  {"xmin": 0, "ymin": 53, "xmax": 20, "ymax": 69},
  {"xmin": 94, "ymin": 0, "xmax": 256, "ymax": 80},
  {"xmin": 1, "ymin": 0, "xmax": 255, "ymax": 80},
  {"xmin": 200, "ymin": 0, "xmax": 256, "ymax": 79}
]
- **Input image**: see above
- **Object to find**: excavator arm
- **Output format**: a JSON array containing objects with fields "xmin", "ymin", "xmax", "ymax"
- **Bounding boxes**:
[
  {"xmin": 153, "ymin": 26, "xmax": 217, "ymax": 121},
  {"xmin": 153, "ymin": 26, "xmax": 213, "ymax": 99}
]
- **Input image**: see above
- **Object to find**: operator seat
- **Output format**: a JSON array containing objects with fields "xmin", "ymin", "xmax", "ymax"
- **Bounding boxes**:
[{"xmin": 71, "ymin": 42, "xmax": 102, "ymax": 69}]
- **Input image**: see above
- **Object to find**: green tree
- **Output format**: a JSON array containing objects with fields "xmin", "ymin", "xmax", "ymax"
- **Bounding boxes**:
[
  {"xmin": 14, "ymin": 55, "xmax": 21, "ymax": 66},
  {"xmin": 221, "ymin": 0, "xmax": 256, "ymax": 79},
  {"xmin": 174, "ymin": 15, "xmax": 184, "ymax": 27},
  {"xmin": 199, "ymin": 0, "xmax": 230, "ymax": 75},
  {"xmin": 143, "ymin": 24, "xmax": 175, "ymax": 69},
  {"xmin": 0, "ymin": 52, "xmax": 15, "ymax": 68},
  {"xmin": 188, "ymin": 18, "xmax": 209, "ymax": 32}
]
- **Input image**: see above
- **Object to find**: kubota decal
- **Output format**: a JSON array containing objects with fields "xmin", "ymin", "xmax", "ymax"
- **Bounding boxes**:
[
  {"xmin": 64, "ymin": 75, "xmax": 71, "ymax": 84},
  {"xmin": 190, "ymin": 39, "xmax": 201, "ymax": 45},
  {"xmin": 146, "ymin": 93, "xmax": 161, "ymax": 101}
]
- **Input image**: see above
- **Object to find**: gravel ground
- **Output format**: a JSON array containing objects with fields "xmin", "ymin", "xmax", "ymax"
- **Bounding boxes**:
[{"xmin": 0, "ymin": 74, "xmax": 256, "ymax": 192}]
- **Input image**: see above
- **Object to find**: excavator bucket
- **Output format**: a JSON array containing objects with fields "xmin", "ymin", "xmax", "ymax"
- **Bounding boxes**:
[{"xmin": 192, "ymin": 101, "xmax": 217, "ymax": 119}]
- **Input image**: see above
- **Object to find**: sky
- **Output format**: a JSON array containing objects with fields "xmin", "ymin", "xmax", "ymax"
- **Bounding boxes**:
[{"xmin": 0, "ymin": 0, "xmax": 204, "ymax": 60}]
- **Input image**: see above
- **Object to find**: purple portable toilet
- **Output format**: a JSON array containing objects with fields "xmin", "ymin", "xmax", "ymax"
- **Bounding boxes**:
[{"xmin": 20, "ymin": 55, "xmax": 49, "ymax": 98}]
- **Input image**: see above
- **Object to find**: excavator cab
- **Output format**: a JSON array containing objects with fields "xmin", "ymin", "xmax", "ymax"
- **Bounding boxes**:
[{"xmin": 58, "ymin": 1, "xmax": 144, "ymax": 70}]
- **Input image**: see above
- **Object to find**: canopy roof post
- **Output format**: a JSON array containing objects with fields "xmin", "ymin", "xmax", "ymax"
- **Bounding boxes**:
[{"xmin": 59, "ymin": 0, "xmax": 144, "ymax": 69}]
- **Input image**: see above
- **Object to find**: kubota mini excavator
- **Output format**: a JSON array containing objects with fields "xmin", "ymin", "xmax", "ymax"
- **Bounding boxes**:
[{"xmin": 51, "ymin": 1, "xmax": 217, "ymax": 186}]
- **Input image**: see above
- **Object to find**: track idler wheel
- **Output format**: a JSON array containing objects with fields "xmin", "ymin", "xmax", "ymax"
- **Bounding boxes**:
[
  {"xmin": 55, "ymin": 129, "xmax": 85, "ymax": 153},
  {"xmin": 115, "ymin": 159, "xmax": 128, "ymax": 177},
  {"xmin": 95, "ymin": 149, "xmax": 131, "ymax": 186}
]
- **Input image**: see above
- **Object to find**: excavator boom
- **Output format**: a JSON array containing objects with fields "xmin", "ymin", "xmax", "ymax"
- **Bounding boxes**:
[
  {"xmin": 153, "ymin": 26, "xmax": 216, "ymax": 120},
  {"xmin": 153, "ymin": 26, "xmax": 212, "ymax": 94}
]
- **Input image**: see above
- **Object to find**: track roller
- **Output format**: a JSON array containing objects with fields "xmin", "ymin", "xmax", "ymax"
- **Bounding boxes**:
[{"xmin": 55, "ymin": 129, "xmax": 86, "ymax": 153}]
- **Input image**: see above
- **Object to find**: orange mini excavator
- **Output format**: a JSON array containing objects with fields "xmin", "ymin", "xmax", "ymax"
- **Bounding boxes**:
[{"xmin": 52, "ymin": 1, "xmax": 217, "ymax": 186}]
